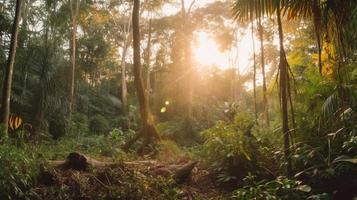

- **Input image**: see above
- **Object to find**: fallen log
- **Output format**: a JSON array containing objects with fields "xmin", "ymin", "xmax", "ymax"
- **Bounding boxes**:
[
  {"xmin": 48, "ymin": 152, "xmax": 197, "ymax": 183},
  {"xmin": 49, "ymin": 152, "xmax": 114, "ymax": 170}
]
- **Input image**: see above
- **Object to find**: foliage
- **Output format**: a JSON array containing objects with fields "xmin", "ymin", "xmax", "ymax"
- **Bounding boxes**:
[
  {"xmin": 0, "ymin": 143, "xmax": 40, "ymax": 199},
  {"xmin": 68, "ymin": 113, "xmax": 89, "ymax": 136},
  {"xmin": 232, "ymin": 174, "xmax": 312, "ymax": 200},
  {"xmin": 89, "ymin": 114, "xmax": 109, "ymax": 134},
  {"xmin": 48, "ymin": 114, "xmax": 68, "ymax": 139},
  {"xmin": 0, "ymin": 0, "xmax": 356, "ymax": 198},
  {"xmin": 200, "ymin": 113, "xmax": 260, "ymax": 183},
  {"xmin": 291, "ymin": 131, "xmax": 357, "ymax": 198},
  {"xmin": 155, "ymin": 140, "xmax": 192, "ymax": 164},
  {"xmin": 37, "ymin": 134, "xmax": 130, "ymax": 160}
]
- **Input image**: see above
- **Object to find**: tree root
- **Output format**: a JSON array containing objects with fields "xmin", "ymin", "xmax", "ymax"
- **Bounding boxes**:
[{"xmin": 122, "ymin": 122, "xmax": 161, "ymax": 154}]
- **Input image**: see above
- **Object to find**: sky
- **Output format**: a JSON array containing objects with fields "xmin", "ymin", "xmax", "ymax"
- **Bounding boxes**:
[{"xmin": 161, "ymin": 0, "xmax": 257, "ymax": 75}]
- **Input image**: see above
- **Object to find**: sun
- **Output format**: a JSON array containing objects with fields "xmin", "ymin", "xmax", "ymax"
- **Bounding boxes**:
[
  {"xmin": 193, "ymin": 31, "xmax": 255, "ymax": 73},
  {"xmin": 193, "ymin": 31, "xmax": 229, "ymax": 69}
]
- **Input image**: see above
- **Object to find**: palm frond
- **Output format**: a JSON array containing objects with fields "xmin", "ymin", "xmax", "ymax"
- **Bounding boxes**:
[
  {"xmin": 321, "ymin": 90, "xmax": 339, "ymax": 121},
  {"xmin": 232, "ymin": 0, "xmax": 278, "ymax": 22}
]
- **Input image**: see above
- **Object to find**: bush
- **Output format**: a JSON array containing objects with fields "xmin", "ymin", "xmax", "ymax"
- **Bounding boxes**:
[
  {"xmin": 0, "ymin": 144, "xmax": 40, "ymax": 199},
  {"xmin": 200, "ymin": 116, "xmax": 259, "ymax": 183},
  {"xmin": 89, "ymin": 115, "xmax": 109, "ymax": 134},
  {"xmin": 49, "ymin": 115, "xmax": 67, "ymax": 139},
  {"xmin": 69, "ymin": 113, "xmax": 89, "ymax": 136},
  {"xmin": 155, "ymin": 140, "xmax": 192, "ymax": 164},
  {"xmin": 232, "ymin": 175, "xmax": 312, "ymax": 200}
]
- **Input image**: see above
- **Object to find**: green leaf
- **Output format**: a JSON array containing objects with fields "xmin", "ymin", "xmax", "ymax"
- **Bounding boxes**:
[
  {"xmin": 333, "ymin": 158, "xmax": 357, "ymax": 164},
  {"xmin": 296, "ymin": 185, "xmax": 311, "ymax": 193}
]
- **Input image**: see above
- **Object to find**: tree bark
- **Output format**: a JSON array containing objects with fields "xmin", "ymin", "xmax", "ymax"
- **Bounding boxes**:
[
  {"xmin": 258, "ymin": 17, "xmax": 269, "ymax": 126},
  {"xmin": 31, "ymin": 22, "xmax": 50, "ymax": 139},
  {"xmin": 180, "ymin": 0, "xmax": 194, "ymax": 135},
  {"xmin": 124, "ymin": 0, "xmax": 160, "ymax": 153},
  {"xmin": 120, "ymin": 14, "xmax": 132, "ymax": 114},
  {"xmin": 312, "ymin": 0, "xmax": 322, "ymax": 74},
  {"xmin": 277, "ymin": 6, "xmax": 292, "ymax": 177},
  {"xmin": 0, "ymin": 0, "xmax": 22, "ymax": 135},
  {"xmin": 69, "ymin": 0, "xmax": 79, "ymax": 115},
  {"xmin": 251, "ymin": 20, "xmax": 258, "ymax": 121},
  {"xmin": 145, "ymin": 15, "xmax": 152, "ymax": 98}
]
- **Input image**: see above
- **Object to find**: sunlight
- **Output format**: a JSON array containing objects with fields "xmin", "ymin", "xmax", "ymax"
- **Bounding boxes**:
[
  {"xmin": 193, "ymin": 31, "xmax": 255, "ymax": 74},
  {"xmin": 193, "ymin": 32, "xmax": 229, "ymax": 69}
]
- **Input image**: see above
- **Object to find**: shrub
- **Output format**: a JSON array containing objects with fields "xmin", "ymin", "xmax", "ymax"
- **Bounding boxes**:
[
  {"xmin": 49, "ymin": 115, "xmax": 67, "ymax": 139},
  {"xmin": 0, "ymin": 144, "xmax": 40, "ymax": 199},
  {"xmin": 200, "ymin": 118, "xmax": 259, "ymax": 183},
  {"xmin": 156, "ymin": 119, "xmax": 184, "ymax": 140},
  {"xmin": 155, "ymin": 140, "xmax": 192, "ymax": 164},
  {"xmin": 89, "ymin": 115, "xmax": 109, "ymax": 134},
  {"xmin": 232, "ymin": 175, "xmax": 312, "ymax": 200},
  {"xmin": 69, "ymin": 113, "xmax": 89, "ymax": 136}
]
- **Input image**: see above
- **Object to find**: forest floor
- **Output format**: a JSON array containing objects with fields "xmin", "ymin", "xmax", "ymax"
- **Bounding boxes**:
[{"xmin": 32, "ymin": 151, "xmax": 229, "ymax": 200}]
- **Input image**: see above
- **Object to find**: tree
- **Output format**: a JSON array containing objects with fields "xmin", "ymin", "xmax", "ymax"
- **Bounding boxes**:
[
  {"xmin": 258, "ymin": 18, "xmax": 269, "ymax": 126},
  {"xmin": 0, "ymin": 0, "xmax": 22, "ymax": 136},
  {"xmin": 233, "ymin": 0, "xmax": 293, "ymax": 176},
  {"xmin": 69, "ymin": 0, "xmax": 79, "ymax": 114},
  {"xmin": 180, "ymin": 0, "xmax": 196, "ymax": 135},
  {"xmin": 119, "ymin": 7, "xmax": 132, "ymax": 114},
  {"xmin": 144, "ymin": 13, "xmax": 153, "ymax": 98},
  {"xmin": 251, "ymin": 21, "xmax": 258, "ymax": 121},
  {"xmin": 124, "ymin": 0, "xmax": 160, "ymax": 153},
  {"xmin": 276, "ymin": 1, "xmax": 292, "ymax": 177}
]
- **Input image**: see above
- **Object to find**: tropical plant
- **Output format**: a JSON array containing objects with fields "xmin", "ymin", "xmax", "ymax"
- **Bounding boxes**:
[
  {"xmin": 200, "ymin": 113, "xmax": 260, "ymax": 183},
  {"xmin": 232, "ymin": 174, "xmax": 312, "ymax": 200}
]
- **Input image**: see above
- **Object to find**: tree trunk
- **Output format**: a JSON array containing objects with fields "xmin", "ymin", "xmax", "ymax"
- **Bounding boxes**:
[
  {"xmin": 69, "ymin": 0, "xmax": 79, "ymax": 115},
  {"xmin": 125, "ymin": 0, "xmax": 160, "ymax": 153},
  {"xmin": 145, "ymin": 15, "xmax": 152, "ymax": 98},
  {"xmin": 251, "ymin": 20, "xmax": 258, "ymax": 121},
  {"xmin": 312, "ymin": 0, "xmax": 322, "ymax": 74},
  {"xmin": 31, "ymin": 22, "xmax": 50, "ymax": 139},
  {"xmin": 0, "ymin": 0, "xmax": 22, "ymax": 135},
  {"xmin": 120, "ymin": 15, "xmax": 132, "ymax": 114},
  {"xmin": 277, "ymin": 6, "xmax": 292, "ymax": 177},
  {"xmin": 258, "ymin": 17, "xmax": 269, "ymax": 126},
  {"xmin": 181, "ymin": 0, "xmax": 194, "ymax": 135}
]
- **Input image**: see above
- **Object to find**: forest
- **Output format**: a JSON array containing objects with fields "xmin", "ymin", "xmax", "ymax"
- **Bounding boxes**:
[{"xmin": 0, "ymin": 0, "xmax": 356, "ymax": 199}]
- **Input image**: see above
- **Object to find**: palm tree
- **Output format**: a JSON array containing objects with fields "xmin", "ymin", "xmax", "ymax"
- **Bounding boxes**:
[
  {"xmin": 0, "ymin": 0, "xmax": 22, "ymax": 136},
  {"xmin": 284, "ymin": 0, "xmax": 355, "ymax": 74},
  {"xmin": 233, "ymin": 0, "xmax": 293, "ymax": 176},
  {"xmin": 284, "ymin": 0, "xmax": 323, "ymax": 73},
  {"xmin": 276, "ymin": 1, "xmax": 293, "ymax": 176}
]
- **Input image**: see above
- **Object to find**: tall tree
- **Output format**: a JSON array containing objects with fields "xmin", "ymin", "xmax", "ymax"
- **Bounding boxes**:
[
  {"xmin": 251, "ymin": 21, "xmax": 258, "ymax": 121},
  {"xmin": 69, "ymin": 0, "xmax": 79, "ymax": 114},
  {"xmin": 120, "ymin": 13, "xmax": 132, "ymax": 113},
  {"xmin": 180, "ymin": 0, "xmax": 196, "ymax": 135},
  {"xmin": 120, "ymin": 1, "xmax": 153, "ymax": 114},
  {"xmin": 233, "ymin": 0, "xmax": 293, "ymax": 176},
  {"xmin": 276, "ymin": 2, "xmax": 292, "ymax": 177},
  {"xmin": 0, "ymin": 0, "xmax": 22, "ymax": 135},
  {"xmin": 124, "ymin": 0, "xmax": 160, "ymax": 153},
  {"xmin": 145, "ymin": 14, "xmax": 153, "ymax": 97},
  {"xmin": 258, "ymin": 17, "xmax": 269, "ymax": 126}
]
